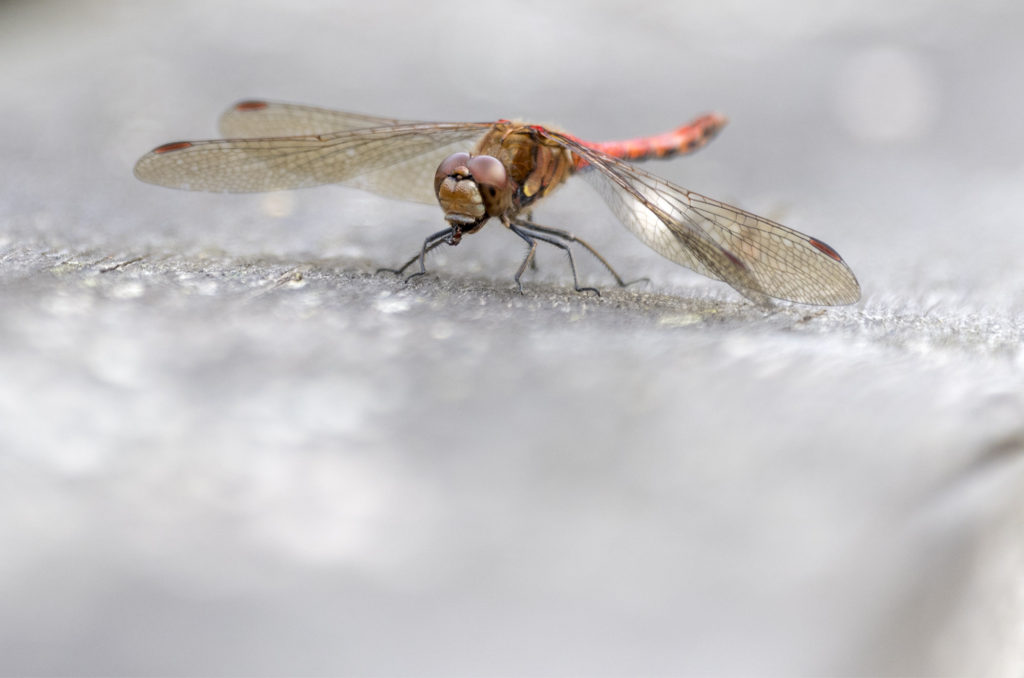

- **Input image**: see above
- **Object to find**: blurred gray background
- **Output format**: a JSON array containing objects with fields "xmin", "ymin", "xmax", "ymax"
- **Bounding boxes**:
[{"xmin": 2, "ymin": 1, "xmax": 1024, "ymax": 675}]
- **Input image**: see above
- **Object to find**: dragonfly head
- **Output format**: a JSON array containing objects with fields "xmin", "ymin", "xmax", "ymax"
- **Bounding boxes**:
[{"xmin": 434, "ymin": 152, "xmax": 510, "ymax": 237}]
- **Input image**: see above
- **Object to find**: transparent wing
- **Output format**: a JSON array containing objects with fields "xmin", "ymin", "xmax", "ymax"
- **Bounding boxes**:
[
  {"xmin": 218, "ymin": 100, "xmax": 415, "ymax": 137},
  {"xmin": 134, "ymin": 122, "xmax": 491, "ymax": 204},
  {"xmin": 548, "ymin": 131, "xmax": 860, "ymax": 306}
]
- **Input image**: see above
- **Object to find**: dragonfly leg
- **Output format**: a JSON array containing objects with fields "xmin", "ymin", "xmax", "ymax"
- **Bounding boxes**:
[
  {"xmin": 512, "ymin": 218, "xmax": 647, "ymax": 288},
  {"xmin": 377, "ymin": 227, "xmax": 453, "ymax": 281},
  {"xmin": 508, "ymin": 223, "xmax": 539, "ymax": 294},
  {"xmin": 509, "ymin": 221, "xmax": 600, "ymax": 296},
  {"xmin": 521, "ymin": 211, "xmax": 539, "ymax": 272}
]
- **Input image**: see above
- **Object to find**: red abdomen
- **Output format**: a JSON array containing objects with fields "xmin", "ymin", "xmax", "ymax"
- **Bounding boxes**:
[{"xmin": 579, "ymin": 113, "xmax": 728, "ymax": 166}]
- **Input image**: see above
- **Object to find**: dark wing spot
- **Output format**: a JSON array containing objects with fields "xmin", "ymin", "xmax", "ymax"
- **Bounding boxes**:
[
  {"xmin": 234, "ymin": 100, "xmax": 269, "ymax": 111},
  {"xmin": 153, "ymin": 141, "xmax": 193, "ymax": 154},
  {"xmin": 722, "ymin": 250, "xmax": 746, "ymax": 269},
  {"xmin": 808, "ymin": 237, "xmax": 843, "ymax": 262}
]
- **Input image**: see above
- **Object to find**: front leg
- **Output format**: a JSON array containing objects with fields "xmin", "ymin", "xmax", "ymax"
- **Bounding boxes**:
[{"xmin": 377, "ymin": 226, "xmax": 454, "ymax": 281}]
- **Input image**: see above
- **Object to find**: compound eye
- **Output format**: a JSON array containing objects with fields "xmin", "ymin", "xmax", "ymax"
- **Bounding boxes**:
[
  {"xmin": 467, "ymin": 155, "xmax": 508, "ymax": 192},
  {"xmin": 435, "ymin": 152, "xmax": 471, "ymax": 186},
  {"xmin": 435, "ymin": 152, "xmax": 472, "ymax": 195}
]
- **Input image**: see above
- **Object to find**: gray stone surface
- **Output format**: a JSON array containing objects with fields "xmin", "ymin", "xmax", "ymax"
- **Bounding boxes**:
[{"xmin": 2, "ymin": 1, "xmax": 1024, "ymax": 675}]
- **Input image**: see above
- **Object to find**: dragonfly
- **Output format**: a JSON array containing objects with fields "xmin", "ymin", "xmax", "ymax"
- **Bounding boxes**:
[{"xmin": 134, "ymin": 100, "xmax": 860, "ymax": 306}]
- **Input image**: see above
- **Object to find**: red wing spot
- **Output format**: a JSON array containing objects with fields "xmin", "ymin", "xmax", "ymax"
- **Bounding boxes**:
[
  {"xmin": 723, "ymin": 250, "xmax": 746, "ymax": 269},
  {"xmin": 234, "ymin": 100, "xmax": 269, "ymax": 111},
  {"xmin": 153, "ymin": 141, "xmax": 193, "ymax": 154},
  {"xmin": 809, "ymin": 237, "xmax": 843, "ymax": 262}
]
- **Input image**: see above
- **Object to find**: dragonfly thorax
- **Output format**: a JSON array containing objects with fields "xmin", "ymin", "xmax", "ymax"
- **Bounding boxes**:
[{"xmin": 434, "ymin": 152, "xmax": 511, "ymax": 236}]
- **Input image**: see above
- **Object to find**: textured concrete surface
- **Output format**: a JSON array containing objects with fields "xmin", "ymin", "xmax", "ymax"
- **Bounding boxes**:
[{"xmin": 2, "ymin": 1, "xmax": 1024, "ymax": 675}]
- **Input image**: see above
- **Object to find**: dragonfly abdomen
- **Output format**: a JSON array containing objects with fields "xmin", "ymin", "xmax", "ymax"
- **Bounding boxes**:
[{"xmin": 580, "ymin": 113, "xmax": 728, "ymax": 165}]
